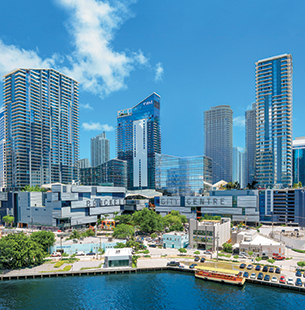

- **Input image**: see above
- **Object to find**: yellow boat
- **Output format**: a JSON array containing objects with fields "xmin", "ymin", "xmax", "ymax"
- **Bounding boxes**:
[{"xmin": 195, "ymin": 266, "xmax": 245, "ymax": 286}]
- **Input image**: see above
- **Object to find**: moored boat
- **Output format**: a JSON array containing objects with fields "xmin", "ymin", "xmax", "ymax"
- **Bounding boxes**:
[{"xmin": 195, "ymin": 266, "xmax": 245, "ymax": 286}]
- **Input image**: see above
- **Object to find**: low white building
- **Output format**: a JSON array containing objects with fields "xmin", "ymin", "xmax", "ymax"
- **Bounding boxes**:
[
  {"xmin": 233, "ymin": 229, "xmax": 285, "ymax": 256},
  {"xmin": 189, "ymin": 218, "xmax": 231, "ymax": 251},
  {"xmin": 104, "ymin": 248, "xmax": 133, "ymax": 268}
]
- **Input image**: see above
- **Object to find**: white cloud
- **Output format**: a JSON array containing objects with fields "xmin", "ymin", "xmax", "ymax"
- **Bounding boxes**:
[
  {"xmin": 233, "ymin": 116, "xmax": 245, "ymax": 127},
  {"xmin": 80, "ymin": 103, "xmax": 93, "ymax": 110},
  {"xmin": 154, "ymin": 62, "xmax": 164, "ymax": 82},
  {"xmin": 82, "ymin": 122, "xmax": 114, "ymax": 131},
  {"xmin": 0, "ymin": 40, "xmax": 56, "ymax": 75},
  {"xmin": 0, "ymin": 0, "xmax": 161, "ymax": 97}
]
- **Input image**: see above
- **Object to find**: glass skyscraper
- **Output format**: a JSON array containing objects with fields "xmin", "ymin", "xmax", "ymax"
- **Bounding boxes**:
[
  {"xmin": 155, "ymin": 154, "xmax": 212, "ymax": 196},
  {"xmin": 3, "ymin": 69, "xmax": 79, "ymax": 190},
  {"xmin": 245, "ymin": 103, "xmax": 256, "ymax": 186},
  {"xmin": 91, "ymin": 132, "xmax": 110, "ymax": 167},
  {"xmin": 255, "ymin": 54, "xmax": 293, "ymax": 188},
  {"xmin": 116, "ymin": 93, "xmax": 161, "ymax": 190},
  {"xmin": 0, "ymin": 107, "xmax": 4, "ymax": 188},
  {"xmin": 80, "ymin": 159, "xmax": 127, "ymax": 188},
  {"xmin": 204, "ymin": 105, "xmax": 233, "ymax": 184},
  {"xmin": 292, "ymin": 137, "xmax": 305, "ymax": 186}
]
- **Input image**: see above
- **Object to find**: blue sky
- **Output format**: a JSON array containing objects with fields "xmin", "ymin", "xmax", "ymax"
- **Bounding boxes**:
[{"xmin": 0, "ymin": 0, "xmax": 304, "ymax": 161}]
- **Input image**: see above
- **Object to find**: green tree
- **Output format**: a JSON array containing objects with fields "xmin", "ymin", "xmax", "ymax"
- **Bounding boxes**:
[
  {"xmin": 132, "ymin": 208, "xmax": 163, "ymax": 233},
  {"xmin": 69, "ymin": 230, "xmax": 80, "ymax": 239},
  {"xmin": 114, "ymin": 242, "xmax": 126, "ymax": 248},
  {"xmin": 200, "ymin": 214, "xmax": 221, "ymax": 221},
  {"xmin": 178, "ymin": 248, "xmax": 187, "ymax": 253},
  {"xmin": 163, "ymin": 211, "xmax": 185, "ymax": 232},
  {"xmin": 151, "ymin": 233, "xmax": 157, "ymax": 239},
  {"xmin": 2, "ymin": 215, "xmax": 14, "ymax": 227},
  {"xmin": 222, "ymin": 243, "xmax": 232, "ymax": 253},
  {"xmin": 114, "ymin": 214, "xmax": 133, "ymax": 225},
  {"xmin": 0, "ymin": 233, "xmax": 45, "ymax": 269},
  {"xmin": 21, "ymin": 185, "xmax": 47, "ymax": 192},
  {"xmin": 30, "ymin": 231, "xmax": 55, "ymax": 253},
  {"xmin": 113, "ymin": 224, "xmax": 135, "ymax": 239}
]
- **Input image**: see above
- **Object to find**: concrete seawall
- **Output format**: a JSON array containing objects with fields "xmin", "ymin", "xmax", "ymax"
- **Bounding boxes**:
[{"xmin": 1, "ymin": 266, "xmax": 305, "ymax": 293}]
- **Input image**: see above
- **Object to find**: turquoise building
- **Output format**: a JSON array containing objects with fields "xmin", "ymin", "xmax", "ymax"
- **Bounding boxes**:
[{"xmin": 162, "ymin": 232, "xmax": 189, "ymax": 249}]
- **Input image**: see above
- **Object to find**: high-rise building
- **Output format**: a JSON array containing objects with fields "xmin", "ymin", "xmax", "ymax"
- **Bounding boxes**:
[
  {"xmin": 3, "ymin": 69, "xmax": 79, "ymax": 190},
  {"xmin": 116, "ymin": 93, "xmax": 161, "ymax": 190},
  {"xmin": 80, "ymin": 159, "xmax": 127, "ymax": 188},
  {"xmin": 232, "ymin": 147, "xmax": 245, "ymax": 188},
  {"xmin": 255, "ymin": 54, "xmax": 293, "ymax": 188},
  {"xmin": 155, "ymin": 154, "xmax": 212, "ymax": 196},
  {"xmin": 90, "ymin": 132, "xmax": 110, "ymax": 167},
  {"xmin": 0, "ymin": 107, "xmax": 5, "ymax": 188},
  {"xmin": 78, "ymin": 158, "xmax": 91, "ymax": 169},
  {"xmin": 245, "ymin": 103, "xmax": 256, "ymax": 186},
  {"xmin": 204, "ymin": 105, "xmax": 233, "ymax": 184},
  {"xmin": 292, "ymin": 137, "xmax": 305, "ymax": 186}
]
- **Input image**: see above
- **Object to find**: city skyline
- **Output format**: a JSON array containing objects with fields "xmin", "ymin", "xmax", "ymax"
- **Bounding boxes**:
[{"xmin": 0, "ymin": 1, "xmax": 305, "ymax": 160}]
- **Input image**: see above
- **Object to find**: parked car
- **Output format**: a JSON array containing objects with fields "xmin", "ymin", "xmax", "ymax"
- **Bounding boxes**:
[
  {"xmin": 194, "ymin": 257, "xmax": 200, "ymax": 262},
  {"xmin": 257, "ymin": 272, "xmax": 264, "ymax": 280},
  {"xmin": 200, "ymin": 257, "xmax": 205, "ymax": 263},
  {"xmin": 51, "ymin": 252, "xmax": 61, "ymax": 257},
  {"xmin": 269, "ymin": 267, "xmax": 274, "ymax": 273},
  {"xmin": 261, "ymin": 254, "xmax": 268, "ymax": 260},
  {"xmin": 271, "ymin": 276, "xmax": 278, "ymax": 283},
  {"xmin": 264, "ymin": 274, "xmax": 270, "ymax": 281},
  {"xmin": 250, "ymin": 273, "xmax": 256, "ymax": 279},
  {"xmin": 239, "ymin": 255, "xmax": 247, "ymax": 259},
  {"xmin": 279, "ymin": 276, "xmax": 286, "ymax": 284},
  {"xmin": 239, "ymin": 263, "xmax": 246, "ymax": 269},
  {"xmin": 296, "ymin": 278, "xmax": 303, "ymax": 287},
  {"xmin": 255, "ymin": 265, "xmax": 261, "ymax": 271},
  {"xmin": 240, "ymin": 251, "xmax": 248, "ymax": 256},
  {"xmin": 273, "ymin": 254, "xmax": 285, "ymax": 260},
  {"xmin": 203, "ymin": 250, "xmax": 212, "ymax": 255},
  {"xmin": 296, "ymin": 270, "xmax": 302, "ymax": 277},
  {"xmin": 189, "ymin": 264, "xmax": 197, "ymax": 269},
  {"xmin": 76, "ymin": 251, "xmax": 85, "ymax": 256},
  {"xmin": 262, "ymin": 266, "xmax": 269, "ymax": 272},
  {"xmin": 86, "ymin": 252, "xmax": 96, "ymax": 256},
  {"xmin": 275, "ymin": 267, "xmax": 281, "ymax": 274},
  {"xmin": 167, "ymin": 261, "xmax": 180, "ymax": 267},
  {"xmin": 247, "ymin": 264, "xmax": 253, "ymax": 270},
  {"xmin": 287, "ymin": 277, "xmax": 294, "ymax": 285},
  {"xmin": 148, "ymin": 244, "xmax": 156, "ymax": 248},
  {"xmin": 243, "ymin": 272, "xmax": 249, "ymax": 278}
]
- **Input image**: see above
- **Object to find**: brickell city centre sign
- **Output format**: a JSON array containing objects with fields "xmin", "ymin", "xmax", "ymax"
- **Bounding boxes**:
[
  {"xmin": 86, "ymin": 199, "xmax": 125, "ymax": 207},
  {"xmin": 185, "ymin": 196, "xmax": 232, "ymax": 207},
  {"xmin": 159, "ymin": 196, "xmax": 181, "ymax": 206}
]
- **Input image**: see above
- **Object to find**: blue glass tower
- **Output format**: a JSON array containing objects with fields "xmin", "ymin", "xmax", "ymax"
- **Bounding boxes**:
[
  {"xmin": 255, "ymin": 54, "xmax": 293, "ymax": 188},
  {"xmin": 116, "ymin": 93, "xmax": 161, "ymax": 190},
  {"xmin": 292, "ymin": 137, "xmax": 305, "ymax": 186}
]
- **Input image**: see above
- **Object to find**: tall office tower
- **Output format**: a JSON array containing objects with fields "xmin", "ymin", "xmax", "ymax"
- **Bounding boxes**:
[
  {"xmin": 292, "ymin": 137, "xmax": 305, "ymax": 186},
  {"xmin": 3, "ymin": 69, "xmax": 79, "ymax": 190},
  {"xmin": 233, "ymin": 147, "xmax": 245, "ymax": 188},
  {"xmin": 90, "ymin": 132, "xmax": 110, "ymax": 167},
  {"xmin": 255, "ymin": 54, "xmax": 293, "ymax": 188},
  {"xmin": 116, "ymin": 93, "xmax": 161, "ymax": 190},
  {"xmin": 245, "ymin": 103, "xmax": 256, "ymax": 186},
  {"xmin": 78, "ymin": 158, "xmax": 91, "ymax": 169},
  {"xmin": 0, "ymin": 107, "xmax": 5, "ymax": 188},
  {"xmin": 204, "ymin": 105, "xmax": 233, "ymax": 184}
]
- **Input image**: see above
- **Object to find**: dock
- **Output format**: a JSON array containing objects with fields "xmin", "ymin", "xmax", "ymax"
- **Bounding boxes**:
[{"xmin": 1, "ymin": 266, "xmax": 305, "ymax": 293}]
